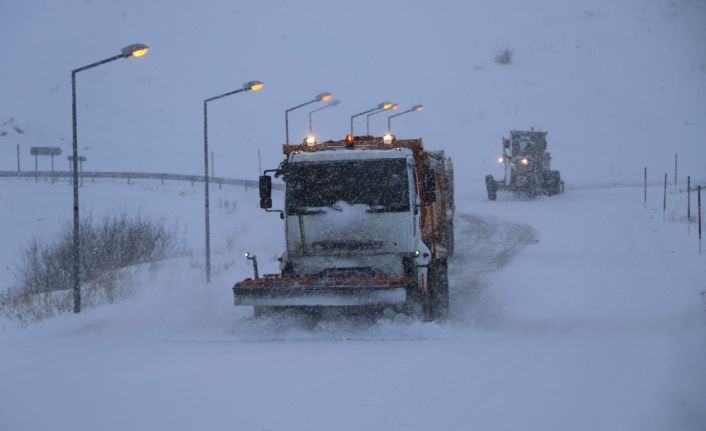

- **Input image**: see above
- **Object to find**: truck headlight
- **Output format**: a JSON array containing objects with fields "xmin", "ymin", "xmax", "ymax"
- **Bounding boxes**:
[{"xmin": 520, "ymin": 158, "xmax": 529, "ymax": 165}]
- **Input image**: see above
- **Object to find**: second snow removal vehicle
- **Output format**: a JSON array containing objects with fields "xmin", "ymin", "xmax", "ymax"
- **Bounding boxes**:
[
  {"xmin": 485, "ymin": 129, "xmax": 564, "ymax": 200},
  {"xmin": 234, "ymin": 134, "xmax": 454, "ymax": 321}
]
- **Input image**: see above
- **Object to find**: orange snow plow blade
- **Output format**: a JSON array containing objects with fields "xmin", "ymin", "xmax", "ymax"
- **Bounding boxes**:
[{"xmin": 233, "ymin": 275, "xmax": 411, "ymax": 307}]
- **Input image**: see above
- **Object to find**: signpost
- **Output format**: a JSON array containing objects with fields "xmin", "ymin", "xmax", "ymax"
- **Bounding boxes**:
[{"xmin": 30, "ymin": 146, "xmax": 62, "ymax": 182}]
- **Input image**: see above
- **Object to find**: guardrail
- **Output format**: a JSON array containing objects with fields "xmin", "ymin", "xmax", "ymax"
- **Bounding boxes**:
[{"xmin": 0, "ymin": 170, "xmax": 284, "ymax": 189}]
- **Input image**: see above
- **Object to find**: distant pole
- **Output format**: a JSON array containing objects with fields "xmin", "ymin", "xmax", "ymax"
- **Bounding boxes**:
[
  {"xmin": 674, "ymin": 153, "xmax": 678, "ymax": 193},
  {"xmin": 687, "ymin": 176, "xmax": 691, "ymax": 236},
  {"xmin": 698, "ymin": 185, "xmax": 702, "ymax": 254},
  {"xmin": 204, "ymin": 100, "xmax": 211, "ymax": 283},
  {"xmin": 643, "ymin": 166, "xmax": 647, "ymax": 209},
  {"xmin": 211, "ymin": 151, "xmax": 214, "ymax": 180},
  {"xmin": 34, "ymin": 154, "xmax": 38, "ymax": 182},
  {"xmin": 257, "ymin": 149, "xmax": 262, "ymax": 175},
  {"xmin": 51, "ymin": 154, "xmax": 55, "ymax": 184},
  {"xmin": 16, "ymin": 144, "xmax": 20, "ymax": 173},
  {"xmin": 662, "ymin": 173, "xmax": 667, "ymax": 221}
]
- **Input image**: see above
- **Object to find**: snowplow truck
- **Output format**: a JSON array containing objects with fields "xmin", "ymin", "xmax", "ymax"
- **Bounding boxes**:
[
  {"xmin": 233, "ymin": 135, "xmax": 455, "ymax": 321},
  {"xmin": 485, "ymin": 129, "xmax": 564, "ymax": 200}
]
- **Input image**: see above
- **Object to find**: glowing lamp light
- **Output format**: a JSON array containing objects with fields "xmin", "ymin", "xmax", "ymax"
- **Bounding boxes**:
[
  {"xmin": 244, "ymin": 80, "xmax": 264, "ymax": 92},
  {"xmin": 345, "ymin": 133, "xmax": 354, "ymax": 143},
  {"xmin": 305, "ymin": 134, "xmax": 316, "ymax": 146},
  {"xmin": 521, "ymin": 158, "xmax": 529, "ymax": 165},
  {"xmin": 383, "ymin": 133, "xmax": 394, "ymax": 145},
  {"xmin": 380, "ymin": 101, "xmax": 394, "ymax": 110},
  {"xmin": 413, "ymin": 104, "xmax": 424, "ymax": 112},
  {"xmin": 498, "ymin": 157, "xmax": 505, "ymax": 163},
  {"xmin": 121, "ymin": 43, "xmax": 149, "ymax": 58},
  {"xmin": 317, "ymin": 92, "xmax": 333, "ymax": 102}
]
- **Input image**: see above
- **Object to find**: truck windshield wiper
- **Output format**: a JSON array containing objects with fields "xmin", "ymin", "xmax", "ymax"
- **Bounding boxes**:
[
  {"xmin": 292, "ymin": 206, "xmax": 326, "ymax": 215},
  {"xmin": 366, "ymin": 204, "xmax": 407, "ymax": 213}
]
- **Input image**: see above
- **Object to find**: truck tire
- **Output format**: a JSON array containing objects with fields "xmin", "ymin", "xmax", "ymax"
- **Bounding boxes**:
[
  {"xmin": 485, "ymin": 175, "xmax": 497, "ymax": 201},
  {"xmin": 430, "ymin": 260, "xmax": 449, "ymax": 321},
  {"xmin": 546, "ymin": 171, "xmax": 561, "ymax": 196},
  {"xmin": 527, "ymin": 179, "xmax": 538, "ymax": 198}
]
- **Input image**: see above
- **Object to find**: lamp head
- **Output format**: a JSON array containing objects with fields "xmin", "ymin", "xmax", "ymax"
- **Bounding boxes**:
[
  {"xmin": 412, "ymin": 104, "xmax": 424, "ymax": 112},
  {"xmin": 378, "ymin": 101, "xmax": 393, "ymax": 110},
  {"xmin": 316, "ymin": 92, "xmax": 333, "ymax": 102},
  {"xmin": 244, "ymin": 80, "xmax": 264, "ymax": 92},
  {"xmin": 121, "ymin": 43, "xmax": 149, "ymax": 58}
]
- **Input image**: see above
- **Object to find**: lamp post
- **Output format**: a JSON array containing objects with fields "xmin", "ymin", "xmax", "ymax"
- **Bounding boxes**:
[
  {"xmin": 203, "ymin": 80, "xmax": 264, "ymax": 283},
  {"xmin": 350, "ymin": 101, "xmax": 393, "ymax": 135},
  {"xmin": 308, "ymin": 99, "xmax": 340, "ymax": 133},
  {"xmin": 285, "ymin": 92, "xmax": 332, "ymax": 145},
  {"xmin": 366, "ymin": 103, "xmax": 398, "ymax": 135},
  {"xmin": 387, "ymin": 104, "xmax": 424, "ymax": 132},
  {"xmin": 70, "ymin": 43, "xmax": 149, "ymax": 314}
]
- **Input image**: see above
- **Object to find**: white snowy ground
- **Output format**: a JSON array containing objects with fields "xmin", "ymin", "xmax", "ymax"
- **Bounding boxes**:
[{"xmin": 1, "ymin": 177, "xmax": 704, "ymax": 431}]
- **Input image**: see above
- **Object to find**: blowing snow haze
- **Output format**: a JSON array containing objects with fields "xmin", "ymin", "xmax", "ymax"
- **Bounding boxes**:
[
  {"xmin": 1, "ymin": 0, "xmax": 705, "ymax": 184},
  {"xmin": 1, "ymin": 1, "xmax": 706, "ymax": 431}
]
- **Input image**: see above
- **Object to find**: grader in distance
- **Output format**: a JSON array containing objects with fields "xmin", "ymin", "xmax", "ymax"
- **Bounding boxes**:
[{"xmin": 485, "ymin": 129, "xmax": 564, "ymax": 200}]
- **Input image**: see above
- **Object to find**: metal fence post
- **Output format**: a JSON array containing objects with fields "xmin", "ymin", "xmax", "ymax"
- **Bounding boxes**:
[
  {"xmin": 643, "ymin": 166, "xmax": 647, "ymax": 209},
  {"xmin": 674, "ymin": 152, "xmax": 678, "ymax": 193},
  {"xmin": 663, "ymin": 173, "xmax": 667, "ymax": 221},
  {"xmin": 688, "ymin": 176, "xmax": 691, "ymax": 221},
  {"xmin": 699, "ymin": 185, "xmax": 702, "ymax": 254}
]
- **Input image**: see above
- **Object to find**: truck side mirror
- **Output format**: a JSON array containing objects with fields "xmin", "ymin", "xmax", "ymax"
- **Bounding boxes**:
[
  {"xmin": 259, "ymin": 175, "xmax": 272, "ymax": 209},
  {"xmin": 423, "ymin": 169, "xmax": 436, "ymax": 204}
]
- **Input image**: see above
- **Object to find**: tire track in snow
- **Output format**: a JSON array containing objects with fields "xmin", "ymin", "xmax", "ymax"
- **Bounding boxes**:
[{"xmin": 448, "ymin": 213, "xmax": 537, "ymax": 323}]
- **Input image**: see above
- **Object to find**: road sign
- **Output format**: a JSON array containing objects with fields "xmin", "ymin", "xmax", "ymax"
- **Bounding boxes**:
[{"xmin": 30, "ymin": 147, "xmax": 62, "ymax": 156}]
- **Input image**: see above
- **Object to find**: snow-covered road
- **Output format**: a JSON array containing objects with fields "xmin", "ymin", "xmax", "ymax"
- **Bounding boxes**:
[{"xmin": 1, "ymin": 179, "xmax": 704, "ymax": 430}]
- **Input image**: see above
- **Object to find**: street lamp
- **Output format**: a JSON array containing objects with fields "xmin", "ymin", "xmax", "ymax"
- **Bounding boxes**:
[
  {"xmin": 285, "ymin": 92, "xmax": 332, "ymax": 145},
  {"xmin": 366, "ymin": 103, "xmax": 398, "ymax": 135},
  {"xmin": 350, "ymin": 101, "xmax": 393, "ymax": 135},
  {"xmin": 203, "ymin": 80, "xmax": 264, "ymax": 283},
  {"xmin": 70, "ymin": 43, "xmax": 149, "ymax": 313},
  {"xmin": 308, "ymin": 99, "xmax": 340, "ymax": 133},
  {"xmin": 387, "ymin": 104, "xmax": 424, "ymax": 132}
]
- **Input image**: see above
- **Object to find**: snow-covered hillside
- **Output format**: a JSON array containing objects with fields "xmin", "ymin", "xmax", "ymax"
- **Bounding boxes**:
[{"xmin": 1, "ymin": 0, "xmax": 705, "ymax": 185}]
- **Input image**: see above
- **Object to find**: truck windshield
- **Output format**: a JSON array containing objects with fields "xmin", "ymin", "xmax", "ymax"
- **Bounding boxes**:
[
  {"xmin": 514, "ymin": 135, "xmax": 536, "ymax": 153},
  {"xmin": 285, "ymin": 158, "xmax": 409, "ymax": 214}
]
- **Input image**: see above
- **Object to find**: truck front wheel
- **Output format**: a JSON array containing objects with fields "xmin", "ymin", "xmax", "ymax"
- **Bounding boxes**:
[
  {"xmin": 485, "ymin": 175, "xmax": 497, "ymax": 201},
  {"xmin": 430, "ymin": 260, "xmax": 449, "ymax": 321}
]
